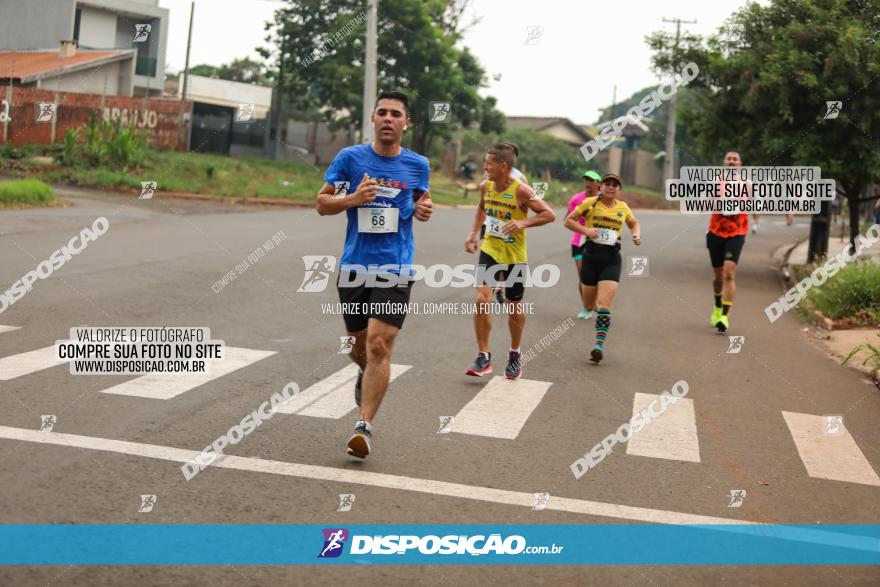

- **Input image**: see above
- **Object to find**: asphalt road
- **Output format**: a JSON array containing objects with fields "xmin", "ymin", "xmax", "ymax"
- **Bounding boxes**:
[{"xmin": 0, "ymin": 187, "xmax": 877, "ymax": 585}]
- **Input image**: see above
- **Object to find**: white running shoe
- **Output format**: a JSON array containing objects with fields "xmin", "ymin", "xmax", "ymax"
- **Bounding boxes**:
[{"xmin": 347, "ymin": 420, "xmax": 372, "ymax": 459}]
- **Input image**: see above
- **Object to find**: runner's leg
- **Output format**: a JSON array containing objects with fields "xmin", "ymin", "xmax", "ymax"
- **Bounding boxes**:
[
  {"xmin": 713, "ymin": 267, "xmax": 723, "ymax": 309},
  {"xmin": 359, "ymin": 318, "xmax": 399, "ymax": 424},
  {"xmin": 707, "ymin": 232, "xmax": 726, "ymax": 326},
  {"xmin": 594, "ymin": 281, "xmax": 619, "ymax": 348},
  {"xmin": 346, "ymin": 329, "xmax": 367, "ymax": 370},
  {"xmin": 722, "ymin": 259, "xmax": 737, "ymax": 313},
  {"xmin": 582, "ymin": 284, "xmax": 598, "ymax": 313},
  {"xmin": 507, "ymin": 300, "xmax": 525, "ymax": 350},
  {"xmin": 475, "ymin": 284, "xmax": 493, "ymax": 353}
]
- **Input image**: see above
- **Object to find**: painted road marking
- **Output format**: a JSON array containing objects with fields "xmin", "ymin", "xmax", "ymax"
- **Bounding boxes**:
[
  {"xmin": 782, "ymin": 411, "xmax": 880, "ymax": 487},
  {"xmin": 452, "ymin": 376, "xmax": 552, "ymax": 439},
  {"xmin": 5, "ymin": 424, "xmax": 880, "ymax": 553},
  {"xmin": 0, "ymin": 346, "xmax": 66, "ymax": 381},
  {"xmin": 99, "ymin": 347, "xmax": 276, "ymax": 400},
  {"xmin": 0, "ymin": 325, "xmax": 21, "ymax": 335},
  {"xmin": 275, "ymin": 363, "xmax": 411, "ymax": 418},
  {"xmin": 626, "ymin": 392, "xmax": 701, "ymax": 463},
  {"xmin": 0, "ymin": 424, "xmax": 747, "ymax": 525}
]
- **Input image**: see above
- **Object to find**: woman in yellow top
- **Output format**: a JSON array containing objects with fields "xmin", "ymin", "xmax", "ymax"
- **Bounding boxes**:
[{"xmin": 563, "ymin": 173, "xmax": 641, "ymax": 364}]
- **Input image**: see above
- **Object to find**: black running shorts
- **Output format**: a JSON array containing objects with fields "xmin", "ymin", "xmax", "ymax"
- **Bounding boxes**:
[
  {"xmin": 337, "ymin": 272, "xmax": 413, "ymax": 332},
  {"xmin": 706, "ymin": 232, "xmax": 745, "ymax": 268},
  {"xmin": 580, "ymin": 242, "xmax": 622, "ymax": 285},
  {"xmin": 476, "ymin": 250, "xmax": 526, "ymax": 301}
]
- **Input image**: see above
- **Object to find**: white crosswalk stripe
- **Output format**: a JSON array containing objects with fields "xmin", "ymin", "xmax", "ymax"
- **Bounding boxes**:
[
  {"xmin": 782, "ymin": 411, "xmax": 880, "ymax": 487},
  {"xmin": 0, "ymin": 346, "xmax": 66, "ymax": 381},
  {"xmin": 451, "ymin": 376, "xmax": 552, "ymax": 439},
  {"xmin": 98, "ymin": 347, "xmax": 276, "ymax": 399},
  {"xmin": 275, "ymin": 363, "xmax": 412, "ymax": 418},
  {"xmin": 626, "ymin": 392, "xmax": 701, "ymax": 463},
  {"xmin": 2, "ymin": 328, "xmax": 876, "ymax": 491}
]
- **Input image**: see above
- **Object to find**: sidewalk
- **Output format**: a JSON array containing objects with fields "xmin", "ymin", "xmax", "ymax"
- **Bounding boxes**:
[
  {"xmin": 787, "ymin": 234, "xmax": 880, "ymax": 265},
  {"xmin": 812, "ymin": 328, "xmax": 880, "ymax": 380},
  {"xmin": 784, "ymin": 233, "xmax": 880, "ymax": 380}
]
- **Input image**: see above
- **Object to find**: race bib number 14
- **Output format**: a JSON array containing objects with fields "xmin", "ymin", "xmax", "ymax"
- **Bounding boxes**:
[{"xmin": 484, "ymin": 217, "xmax": 506, "ymax": 239}]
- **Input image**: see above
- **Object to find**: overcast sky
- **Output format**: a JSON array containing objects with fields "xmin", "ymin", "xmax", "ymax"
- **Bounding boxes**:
[{"xmin": 159, "ymin": 0, "xmax": 757, "ymax": 124}]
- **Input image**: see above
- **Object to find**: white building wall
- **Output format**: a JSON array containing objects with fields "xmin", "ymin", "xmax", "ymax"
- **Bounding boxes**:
[
  {"xmin": 77, "ymin": 5, "xmax": 118, "ymax": 48},
  {"xmin": 35, "ymin": 59, "xmax": 134, "ymax": 96},
  {"xmin": 185, "ymin": 75, "xmax": 273, "ymax": 117}
]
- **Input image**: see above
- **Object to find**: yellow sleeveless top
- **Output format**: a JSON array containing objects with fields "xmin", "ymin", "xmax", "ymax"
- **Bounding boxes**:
[{"xmin": 480, "ymin": 179, "xmax": 527, "ymax": 264}]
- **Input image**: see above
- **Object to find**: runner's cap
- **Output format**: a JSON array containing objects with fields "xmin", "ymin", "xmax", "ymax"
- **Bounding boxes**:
[
  {"xmin": 582, "ymin": 170, "xmax": 602, "ymax": 181},
  {"xmin": 601, "ymin": 173, "xmax": 623, "ymax": 185}
]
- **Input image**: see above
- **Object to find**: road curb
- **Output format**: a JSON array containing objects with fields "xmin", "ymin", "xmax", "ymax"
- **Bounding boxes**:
[
  {"xmin": 48, "ymin": 182, "xmax": 467, "ymax": 210},
  {"xmin": 780, "ymin": 239, "xmax": 840, "ymax": 330}
]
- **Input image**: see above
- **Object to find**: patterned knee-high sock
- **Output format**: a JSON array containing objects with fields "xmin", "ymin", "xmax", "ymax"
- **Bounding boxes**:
[{"xmin": 595, "ymin": 309, "xmax": 611, "ymax": 348}]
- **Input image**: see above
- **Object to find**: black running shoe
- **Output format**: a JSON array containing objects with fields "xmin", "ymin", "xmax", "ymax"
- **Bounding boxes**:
[
  {"xmin": 466, "ymin": 352, "xmax": 492, "ymax": 377},
  {"xmin": 590, "ymin": 345, "xmax": 604, "ymax": 364},
  {"xmin": 494, "ymin": 286, "xmax": 504, "ymax": 305},
  {"xmin": 505, "ymin": 350, "xmax": 523, "ymax": 380},
  {"xmin": 354, "ymin": 367, "xmax": 364, "ymax": 407}
]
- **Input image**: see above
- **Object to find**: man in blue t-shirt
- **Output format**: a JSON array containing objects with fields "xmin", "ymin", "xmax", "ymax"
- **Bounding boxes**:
[{"xmin": 316, "ymin": 90, "xmax": 432, "ymax": 459}]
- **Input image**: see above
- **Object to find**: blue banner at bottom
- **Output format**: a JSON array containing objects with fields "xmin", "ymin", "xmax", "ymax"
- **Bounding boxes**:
[{"xmin": 0, "ymin": 524, "xmax": 877, "ymax": 565}]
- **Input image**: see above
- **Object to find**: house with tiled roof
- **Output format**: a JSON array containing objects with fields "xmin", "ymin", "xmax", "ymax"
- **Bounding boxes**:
[
  {"xmin": 0, "ymin": 0, "xmax": 168, "ymax": 96},
  {"xmin": 0, "ymin": 44, "xmax": 136, "ymax": 95},
  {"xmin": 505, "ymin": 116, "xmax": 592, "ymax": 148}
]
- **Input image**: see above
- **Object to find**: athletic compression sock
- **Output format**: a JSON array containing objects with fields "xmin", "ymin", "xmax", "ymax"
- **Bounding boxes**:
[
  {"xmin": 595, "ymin": 309, "xmax": 611, "ymax": 348},
  {"xmin": 722, "ymin": 301, "xmax": 732, "ymax": 316},
  {"xmin": 713, "ymin": 281, "xmax": 723, "ymax": 308},
  {"xmin": 714, "ymin": 293, "xmax": 722, "ymax": 308}
]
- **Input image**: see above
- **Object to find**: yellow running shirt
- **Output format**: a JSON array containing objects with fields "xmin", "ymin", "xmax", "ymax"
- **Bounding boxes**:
[
  {"xmin": 480, "ymin": 179, "xmax": 528, "ymax": 264},
  {"xmin": 573, "ymin": 196, "xmax": 634, "ymax": 246}
]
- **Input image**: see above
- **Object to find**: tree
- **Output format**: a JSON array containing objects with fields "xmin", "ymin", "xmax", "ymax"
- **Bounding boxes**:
[
  {"xmin": 188, "ymin": 64, "xmax": 219, "ymax": 78},
  {"xmin": 261, "ymin": 0, "xmax": 504, "ymax": 153},
  {"xmin": 649, "ymin": 0, "xmax": 880, "ymax": 253},
  {"xmin": 596, "ymin": 84, "xmax": 708, "ymax": 167},
  {"xmin": 461, "ymin": 127, "xmax": 584, "ymax": 182},
  {"xmin": 187, "ymin": 58, "xmax": 269, "ymax": 85}
]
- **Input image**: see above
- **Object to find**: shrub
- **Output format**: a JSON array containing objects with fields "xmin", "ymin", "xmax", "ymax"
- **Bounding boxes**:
[
  {"xmin": 0, "ymin": 179, "xmax": 57, "ymax": 206},
  {"xmin": 61, "ymin": 111, "xmax": 150, "ymax": 169},
  {"xmin": 843, "ymin": 332, "xmax": 880, "ymax": 372},
  {"xmin": 806, "ymin": 262, "xmax": 880, "ymax": 325}
]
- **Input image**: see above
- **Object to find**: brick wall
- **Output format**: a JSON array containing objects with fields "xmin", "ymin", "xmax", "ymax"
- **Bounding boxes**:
[{"xmin": 0, "ymin": 86, "xmax": 190, "ymax": 150}]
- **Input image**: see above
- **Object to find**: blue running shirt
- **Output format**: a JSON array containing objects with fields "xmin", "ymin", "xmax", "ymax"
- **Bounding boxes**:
[{"xmin": 324, "ymin": 143, "xmax": 430, "ymax": 274}]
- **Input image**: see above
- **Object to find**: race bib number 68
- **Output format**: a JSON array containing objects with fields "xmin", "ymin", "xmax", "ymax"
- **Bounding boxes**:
[{"xmin": 358, "ymin": 207, "xmax": 399, "ymax": 233}]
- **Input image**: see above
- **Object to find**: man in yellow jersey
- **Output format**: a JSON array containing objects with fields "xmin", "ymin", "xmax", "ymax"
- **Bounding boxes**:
[
  {"xmin": 474, "ymin": 143, "xmax": 528, "ymax": 305},
  {"xmin": 463, "ymin": 143, "xmax": 555, "ymax": 379},
  {"xmin": 563, "ymin": 173, "xmax": 641, "ymax": 364}
]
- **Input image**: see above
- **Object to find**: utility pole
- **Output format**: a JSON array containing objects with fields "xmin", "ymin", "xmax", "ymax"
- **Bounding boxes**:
[
  {"xmin": 661, "ymin": 17, "xmax": 695, "ymax": 181},
  {"xmin": 360, "ymin": 0, "xmax": 378, "ymax": 143},
  {"xmin": 273, "ymin": 33, "xmax": 285, "ymax": 158},
  {"xmin": 610, "ymin": 84, "xmax": 617, "ymax": 120},
  {"xmin": 178, "ymin": 1, "xmax": 194, "ymax": 150}
]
